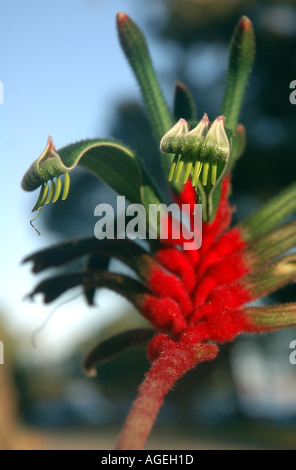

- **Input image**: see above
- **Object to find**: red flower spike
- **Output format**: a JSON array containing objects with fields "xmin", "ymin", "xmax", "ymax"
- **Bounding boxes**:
[
  {"xmin": 179, "ymin": 324, "xmax": 210, "ymax": 344},
  {"xmin": 193, "ymin": 252, "xmax": 250, "ymax": 306},
  {"xmin": 205, "ymin": 309, "xmax": 251, "ymax": 343},
  {"xmin": 208, "ymin": 280, "xmax": 253, "ymax": 311},
  {"xmin": 195, "ymin": 227, "xmax": 247, "ymax": 282},
  {"xmin": 147, "ymin": 265, "xmax": 193, "ymax": 316},
  {"xmin": 146, "ymin": 333, "xmax": 177, "ymax": 363},
  {"xmin": 134, "ymin": 175, "xmax": 256, "ymax": 368},
  {"xmin": 140, "ymin": 295, "xmax": 187, "ymax": 336},
  {"xmin": 27, "ymin": 166, "xmax": 296, "ymax": 450},
  {"xmin": 154, "ymin": 247, "xmax": 196, "ymax": 293},
  {"xmin": 199, "ymin": 177, "xmax": 233, "ymax": 254},
  {"xmin": 193, "ymin": 274, "xmax": 218, "ymax": 307},
  {"xmin": 173, "ymin": 179, "xmax": 197, "ymax": 208}
]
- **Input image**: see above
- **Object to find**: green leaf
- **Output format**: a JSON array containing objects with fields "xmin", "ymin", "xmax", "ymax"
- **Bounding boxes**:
[
  {"xmin": 23, "ymin": 237, "xmax": 102, "ymax": 272},
  {"xmin": 221, "ymin": 16, "xmax": 255, "ymax": 132},
  {"xmin": 22, "ymin": 137, "xmax": 141, "ymax": 200},
  {"xmin": 228, "ymin": 124, "xmax": 246, "ymax": 171},
  {"xmin": 28, "ymin": 270, "xmax": 149, "ymax": 305},
  {"xmin": 116, "ymin": 12, "xmax": 183, "ymax": 195},
  {"xmin": 173, "ymin": 81, "xmax": 197, "ymax": 122},
  {"xmin": 83, "ymin": 328, "xmax": 155, "ymax": 376},
  {"xmin": 248, "ymin": 221, "xmax": 296, "ymax": 267},
  {"xmin": 59, "ymin": 139, "xmax": 143, "ymax": 204},
  {"xmin": 244, "ymin": 254, "xmax": 296, "ymax": 300},
  {"xmin": 84, "ymin": 253, "xmax": 110, "ymax": 306},
  {"xmin": 244, "ymin": 303, "xmax": 296, "ymax": 330},
  {"xmin": 23, "ymin": 237, "xmax": 156, "ymax": 282},
  {"xmin": 22, "ymin": 138, "xmax": 165, "ymax": 233},
  {"xmin": 239, "ymin": 180, "xmax": 296, "ymax": 242}
]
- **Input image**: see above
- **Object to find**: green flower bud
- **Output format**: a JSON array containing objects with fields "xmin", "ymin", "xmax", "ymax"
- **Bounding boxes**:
[
  {"xmin": 160, "ymin": 118, "xmax": 189, "ymax": 155},
  {"xmin": 161, "ymin": 114, "xmax": 230, "ymax": 187},
  {"xmin": 203, "ymin": 115, "xmax": 230, "ymax": 162}
]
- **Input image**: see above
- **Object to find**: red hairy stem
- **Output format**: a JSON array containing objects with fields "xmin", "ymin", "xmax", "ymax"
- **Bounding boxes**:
[{"xmin": 116, "ymin": 341, "xmax": 218, "ymax": 450}]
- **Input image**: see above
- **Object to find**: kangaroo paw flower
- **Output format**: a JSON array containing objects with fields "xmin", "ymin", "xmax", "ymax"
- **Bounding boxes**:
[{"xmin": 21, "ymin": 12, "xmax": 296, "ymax": 451}]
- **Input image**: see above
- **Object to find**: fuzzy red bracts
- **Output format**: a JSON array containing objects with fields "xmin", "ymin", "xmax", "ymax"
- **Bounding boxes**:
[
  {"xmin": 137, "ymin": 176, "xmax": 255, "ymax": 365},
  {"xmin": 116, "ymin": 176, "xmax": 257, "ymax": 450}
]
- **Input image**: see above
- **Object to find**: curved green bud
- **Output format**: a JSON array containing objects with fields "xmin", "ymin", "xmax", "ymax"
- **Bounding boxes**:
[
  {"xmin": 61, "ymin": 172, "xmax": 70, "ymax": 201},
  {"xmin": 22, "ymin": 137, "xmax": 64, "ymax": 192},
  {"xmin": 32, "ymin": 184, "xmax": 48, "ymax": 212},
  {"xmin": 189, "ymin": 114, "xmax": 210, "ymax": 187},
  {"xmin": 22, "ymin": 136, "xmax": 164, "ymax": 235},
  {"xmin": 192, "ymin": 161, "xmax": 203, "ymax": 188},
  {"xmin": 38, "ymin": 183, "xmax": 49, "ymax": 208},
  {"xmin": 52, "ymin": 177, "xmax": 62, "ymax": 203},
  {"xmin": 160, "ymin": 114, "xmax": 230, "ymax": 189},
  {"xmin": 187, "ymin": 113, "xmax": 209, "ymax": 140},
  {"xmin": 22, "ymin": 137, "xmax": 161, "ymax": 205},
  {"xmin": 160, "ymin": 118, "xmax": 189, "ymax": 155},
  {"xmin": 203, "ymin": 115, "xmax": 230, "ymax": 162},
  {"xmin": 30, "ymin": 183, "xmax": 50, "ymax": 235},
  {"xmin": 45, "ymin": 180, "xmax": 56, "ymax": 205}
]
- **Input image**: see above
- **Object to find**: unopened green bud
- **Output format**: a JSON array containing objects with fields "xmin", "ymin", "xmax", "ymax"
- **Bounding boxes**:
[
  {"xmin": 160, "ymin": 118, "xmax": 189, "ymax": 154},
  {"xmin": 187, "ymin": 113, "xmax": 209, "ymax": 140},
  {"xmin": 203, "ymin": 115, "xmax": 230, "ymax": 162},
  {"xmin": 161, "ymin": 114, "xmax": 230, "ymax": 187}
]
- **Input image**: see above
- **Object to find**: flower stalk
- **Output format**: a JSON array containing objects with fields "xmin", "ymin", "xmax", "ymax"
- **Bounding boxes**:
[{"xmin": 116, "ymin": 341, "xmax": 218, "ymax": 450}]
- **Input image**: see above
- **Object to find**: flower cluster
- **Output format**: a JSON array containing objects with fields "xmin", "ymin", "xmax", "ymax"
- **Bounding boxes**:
[
  {"xmin": 21, "ymin": 12, "xmax": 296, "ymax": 450},
  {"xmin": 160, "ymin": 114, "xmax": 230, "ymax": 186}
]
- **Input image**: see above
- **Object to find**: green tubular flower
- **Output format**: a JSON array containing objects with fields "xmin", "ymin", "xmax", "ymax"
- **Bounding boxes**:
[
  {"xmin": 21, "ymin": 135, "xmax": 163, "ymax": 235},
  {"xmin": 160, "ymin": 114, "xmax": 230, "ymax": 188}
]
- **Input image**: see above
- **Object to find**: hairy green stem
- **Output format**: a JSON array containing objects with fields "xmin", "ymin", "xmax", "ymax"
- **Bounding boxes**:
[
  {"xmin": 245, "ymin": 303, "xmax": 296, "ymax": 329},
  {"xmin": 116, "ymin": 12, "xmax": 182, "ymax": 194},
  {"xmin": 248, "ymin": 221, "xmax": 296, "ymax": 266},
  {"xmin": 221, "ymin": 16, "xmax": 255, "ymax": 132}
]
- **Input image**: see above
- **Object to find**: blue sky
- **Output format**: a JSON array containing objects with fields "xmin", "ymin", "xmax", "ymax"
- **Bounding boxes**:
[{"xmin": 0, "ymin": 0, "xmax": 169, "ymax": 359}]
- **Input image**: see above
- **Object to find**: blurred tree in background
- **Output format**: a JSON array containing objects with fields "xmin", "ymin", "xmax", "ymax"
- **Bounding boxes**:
[{"xmin": 0, "ymin": 315, "xmax": 45, "ymax": 449}]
